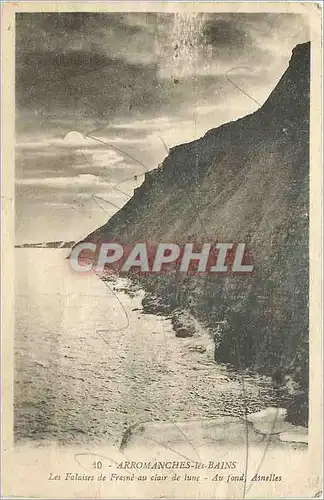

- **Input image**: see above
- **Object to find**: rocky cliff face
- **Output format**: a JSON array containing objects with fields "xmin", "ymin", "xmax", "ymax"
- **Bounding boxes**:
[{"xmin": 82, "ymin": 42, "xmax": 310, "ymax": 425}]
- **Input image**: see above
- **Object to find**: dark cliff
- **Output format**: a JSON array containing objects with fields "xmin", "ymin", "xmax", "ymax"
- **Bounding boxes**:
[{"xmin": 82, "ymin": 42, "xmax": 310, "ymax": 425}]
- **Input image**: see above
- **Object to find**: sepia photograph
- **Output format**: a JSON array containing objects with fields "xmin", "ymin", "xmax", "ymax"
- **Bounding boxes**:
[{"xmin": 1, "ymin": 2, "xmax": 322, "ymax": 498}]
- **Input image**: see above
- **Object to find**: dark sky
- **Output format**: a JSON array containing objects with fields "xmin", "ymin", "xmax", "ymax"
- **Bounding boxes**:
[{"xmin": 15, "ymin": 12, "xmax": 309, "ymax": 243}]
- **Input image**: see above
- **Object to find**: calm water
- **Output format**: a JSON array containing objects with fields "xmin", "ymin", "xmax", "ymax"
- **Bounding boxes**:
[{"xmin": 15, "ymin": 249, "xmax": 277, "ymax": 445}]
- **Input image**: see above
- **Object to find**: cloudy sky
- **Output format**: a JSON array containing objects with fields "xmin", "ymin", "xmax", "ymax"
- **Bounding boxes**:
[{"xmin": 15, "ymin": 12, "xmax": 309, "ymax": 244}]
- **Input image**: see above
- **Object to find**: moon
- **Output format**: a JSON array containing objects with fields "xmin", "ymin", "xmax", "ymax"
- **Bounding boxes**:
[{"xmin": 63, "ymin": 131, "xmax": 88, "ymax": 145}]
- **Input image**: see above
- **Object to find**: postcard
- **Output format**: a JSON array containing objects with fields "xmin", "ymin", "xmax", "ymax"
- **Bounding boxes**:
[{"xmin": 1, "ymin": 2, "xmax": 322, "ymax": 498}]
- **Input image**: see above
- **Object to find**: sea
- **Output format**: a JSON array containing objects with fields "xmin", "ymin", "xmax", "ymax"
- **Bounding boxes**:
[{"xmin": 15, "ymin": 249, "xmax": 279, "ymax": 446}]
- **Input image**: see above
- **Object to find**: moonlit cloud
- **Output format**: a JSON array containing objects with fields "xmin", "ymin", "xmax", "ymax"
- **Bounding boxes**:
[{"xmin": 16, "ymin": 173, "xmax": 112, "ymax": 188}]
